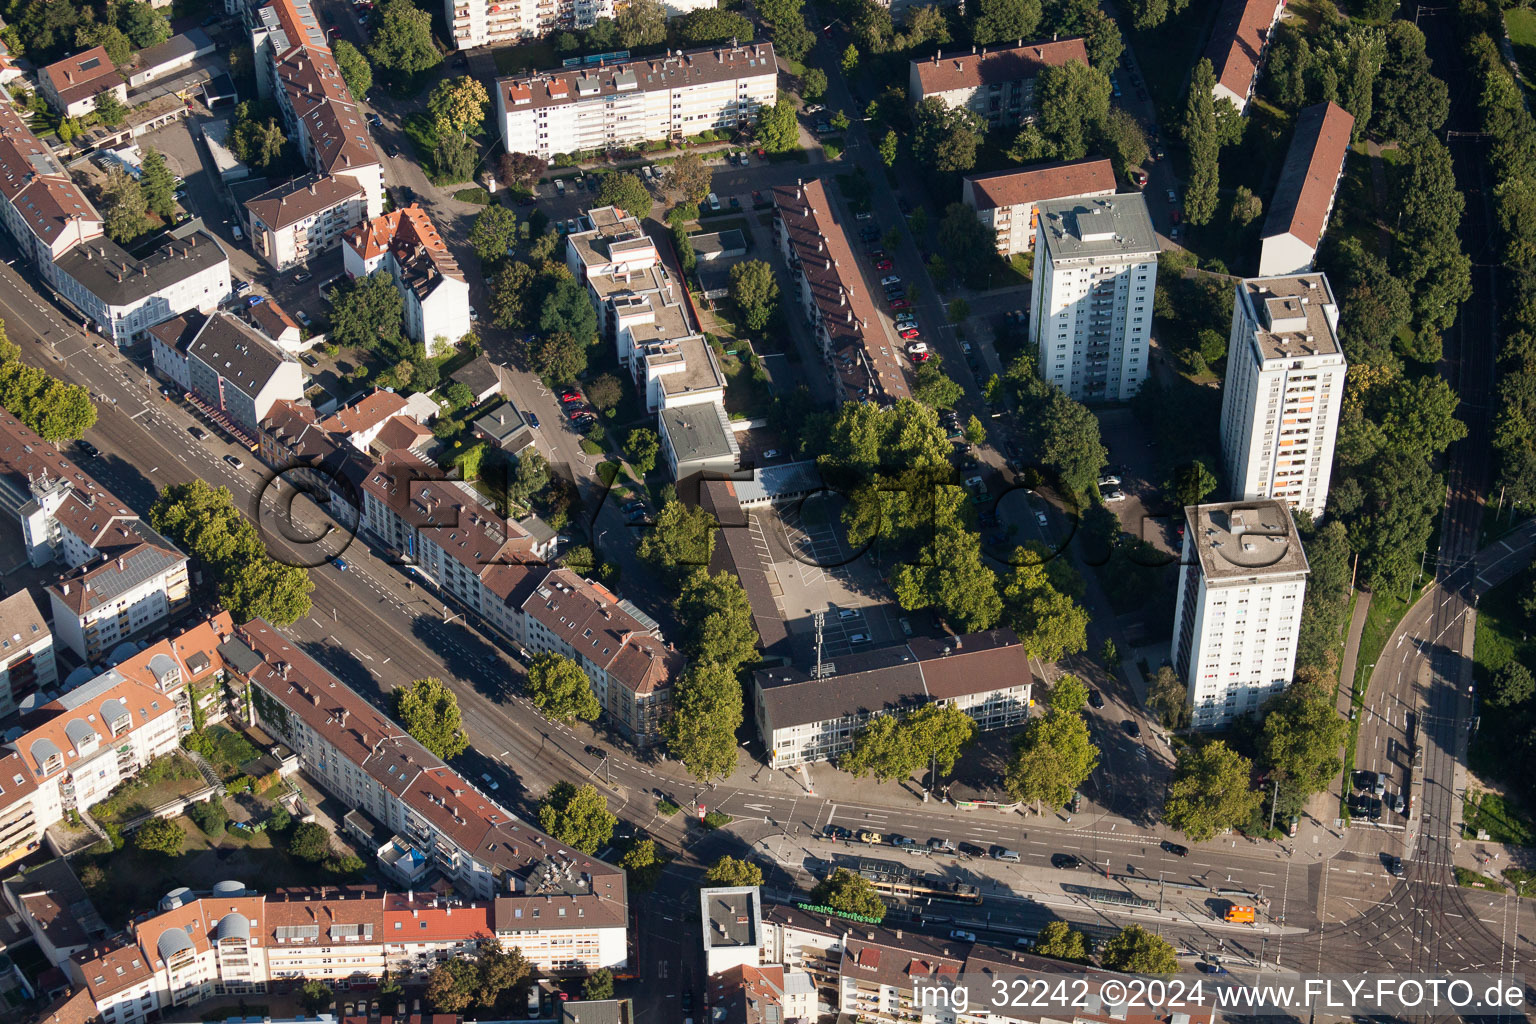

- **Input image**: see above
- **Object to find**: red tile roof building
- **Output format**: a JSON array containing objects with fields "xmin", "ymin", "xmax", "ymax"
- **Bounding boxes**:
[
  {"xmin": 1258, "ymin": 101, "xmax": 1354, "ymax": 276},
  {"xmin": 773, "ymin": 180, "xmax": 910, "ymax": 405},
  {"xmin": 1204, "ymin": 0, "xmax": 1287, "ymax": 115},
  {"xmin": 37, "ymin": 47, "xmax": 127, "ymax": 119},
  {"xmin": 908, "ymin": 39, "xmax": 1089, "ymax": 130},
  {"xmin": 342, "ymin": 205, "xmax": 471, "ymax": 346},
  {"xmin": 961, "ymin": 158, "xmax": 1117, "ymax": 256}
]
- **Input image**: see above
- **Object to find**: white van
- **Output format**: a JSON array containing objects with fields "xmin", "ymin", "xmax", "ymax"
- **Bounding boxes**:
[
  {"xmin": 232, "ymin": 224, "xmax": 243, "ymax": 240},
  {"xmin": 556, "ymin": 179, "xmax": 567, "ymax": 196},
  {"xmin": 707, "ymin": 192, "xmax": 721, "ymax": 211}
]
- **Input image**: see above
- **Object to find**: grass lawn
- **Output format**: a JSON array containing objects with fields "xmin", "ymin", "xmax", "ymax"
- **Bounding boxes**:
[
  {"xmin": 1509, "ymin": 8, "xmax": 1536, "ymax": 89},
  {"xmin": 1455, "ymin": 865, "xmax": 1505, "ymax": 891},
  {"xmin": 1464, "ymin": 790, "xmax": 1536, "ymax": 846},
  {"xmin": 1327, "ymin": 144, "xmax": 1384, "ymax": 258}
]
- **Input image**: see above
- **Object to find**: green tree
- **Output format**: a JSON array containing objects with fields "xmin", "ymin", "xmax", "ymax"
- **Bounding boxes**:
[
  {"xmin": 583, "ymin": 969, "xmax": 615, "ymax": 1002},
  {"xmin": 1182, "ymin": 58, "xmax": 1221, "ymax": 226},
  {"xmin": 879, "ymin": 130, "xmax": 899, "ymax": 167},
  {"xmin": 598, "ymin": 172, "xmax": 653, "ymax": 222},
  {"xmin": 841, "ymin": 43, "xmax": 860, "ymax": 75},
  {"xmin": 101, "ymin": 166, "xmax": 148, "ymax": 243},
  {"xmin": 964, "ymin": 415, "xmax": 987, "ymax": 446},
  {"xmin": 470, "ymin": 204, "xmax": 520, "ymax": 264},
  {"xmin": 803, "ymin": 67, "xmax": 828, "ymax": 102},
  {"xmin": 149, "ymin": 480, "xmax": 312, "ymax": 625},
  {"xmin": 912, "ymin": 360, "xmax": 964, "ymax": 410},
  {"xmin": 619, "ymin": 839, "xmax": 664, "ymax": 890},
  {"xmin": 0, "ymin": 361, "xmax": 95, "ymax": 441},
  {"xmin": 1257, "ymin": 667, "xmax": 1346, "ymax": 797},
  {"xmin": 1166, "ymin": 458, "xmax": 1218, "ymax": 507},
  {"xmin": 677, "ymin": 8, "xmax": 754, "ymax": 45},
  {"xmin": 666, "ymin": 152, "xmax": 713, "ymax": 205},
  {"xmin": 663, "ymin": 660, "xmax": 743, "ymax": 782},
  {"xmin": 811, "ymin": 867, "xmax": 885, "ymax": 920},
  {"xmin": 133, "ymin": 817, "xmax": 184, "ymax": 855},
  {"xmin": 525, "ymin": 652, "xmax": 601, "ymax": 723},
  {"xmin": 729, "ymin": 260, "xmax": 780, "ymax": 332},
  {"xmin": 1002, "ymin": 559, "xmax": 1090, "ymax": 662},
  {"xmin": 1125, "ymin": 0, "xmax": 1189, "ymax": 29},
  {"xmin": 892, "ymin": 526, "xmax": 1002, "ymax": 631},
  {"xmin": 333, "ymin": 40, "xmax": 373, "ymax": 99},
  {"xmin": 300, "ymin": 981, "xmax": 332, "ymax": 1014},
  {"xmin": 531, "ymin": 331, "xmax": 587, "ymax": 383},
  {"xmin": 617, "ymin": 0, "xmax": 667, "ymax": 47},
  {"xmin": 329, "ymin": 272, "xmax": 406, "ymax": 358},
  {"xmin": 138, "ymin": 148, "xmax": 176, "ymax": 219},
  {"xmin": 537, "ymin": 781, "xmax": 617, "ymax": 854},
  {"xmin": 1004, "ymin": 675, "xmax": 1099, "ymax": 810},
  {"xmin": 118, "ymin": 1, "xmax": 171, "ymax": 48},
  {"xmin": 1032, "ymin": 386, "xmax": 1108, "ymax": 499},
  {"xmin": 1101, "ymin": 925, "xmax": 1179, "ymax": 974},
  {"xmin": 842, "ymin": 715, "xmax": 919, "ymax": 781},
  {"xmin": 1033, "ymin": 919, "xmax": 1088, "ymax": 962},
  {"xmin": 229, "ymin": 100, "xmax": 289, "ymax": 171},
  {"xmin": 938, "ymin": 201, "xmax": 999, "ymax": 285},
  {"xmin": 757, "ymin": 95, "xmax": 800, "ymax": 154},
  {"xmin": 1493, "ymin": 662, "xmax": 1536, "ymax": 707},
  {"xmin": 189, "ymin": 798, "xmax": 228, "ymax": 838},
  {"xmin": 540, "ymin": 276, "xmax": 599, "ymax": 346},
  {"xmin": 490, "ymin": 261, "xmax": 535, "ymax": 331},
  {"xmin": 706, "ymin": 855, "xmax": 765, "ymax": 887},
  {"xmin": 1100, "ymin": 107, "xmax": 1149, "ymax": 176},
  {"xmin": 1164, "ymin": 741, "xmax": 1262, "ymax": 841},
  {"xmin": 369, "ymin": 0, "xmax": 442, "ymax": 75},
  {"xmin": 288, "ymin": 822, "xmax": 333, "ymax": 862},
  {"xmin": 970, "ymin": 0, "xmax": 1042, "ymax": 45},
  {"xmin": 625, "ymin": 427, "xmax": 660, "ymax": 475},
  {"xmin": 393, "ymin": 677, "xmax": 469, "ymax": 760},
  {"xmin": 80, "ymin": 24, "xmax": 133, "ymax": 67},
  {"xmin": 638, "ymin": 501, "xmax": 717, "ymax": 582},
  {"xmin": 1147, "ymin": 665, "xmax": 1189, "ymax": 728},
  {"xmin": 587, "ymin": 373, "xmax": 623, "ymax": 411},
  {"xmin": 906, "ymin": 702, "xmax": 978, "ymax": 777},
  {"xmin": 911, "ymin": 97, "xmax": 982, "ymax": 174},
  {"xmin": 1231, "ymin": 185, "xmax": 1264, "ymax": 227},
  {"xmin": 429, "ymin": 75, "xmax": 489, "ymax": 137},
  {"xmin": 675, "ymin": 570, "xmax": 759, "ymax": 671},
  {"xmin": 426, "ymin": 959, "xmax": 479, "ymax": 1014},
  {"xmin": 1037, "ymin": 61, "xmax": 1111, "ymax": 162},
  {"xmin": 1373, "ymin": 21, "xmax": 1447, "ymax": 144},
  {"xmin": 476, "ymin": 939, "xmax": 530, "ymax": 1008}
]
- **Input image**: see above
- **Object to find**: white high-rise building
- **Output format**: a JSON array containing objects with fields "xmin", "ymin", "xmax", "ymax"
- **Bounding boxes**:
[
  {"xmin": 1171, "ymin": 500, "xmax": 1309, "ymax": 729},
  {"xmin": 1029, "ymin": 194, "xmax": 1158, "ymax": 402},
  {"xmin": 1219, "ymin": 273, "xmax": 1346, "ymax": 519}
]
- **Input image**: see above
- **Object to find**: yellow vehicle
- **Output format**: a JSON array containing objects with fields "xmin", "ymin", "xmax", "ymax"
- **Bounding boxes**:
[
  {"xmin": 1224, "ymin": 905, "xmax": 1256, "ymax": 923},
  {"xmin": 858, "ymin": 831, "xmax": 884, "ymax": 845}
]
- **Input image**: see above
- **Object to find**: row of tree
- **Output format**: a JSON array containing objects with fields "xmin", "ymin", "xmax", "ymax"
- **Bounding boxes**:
[
  {"xmin": 148, "ymin": 480, "xmax": 314, "ymax": 626},
  {"xmin": 0, "ymin": 319, "xmax": 95, "ymax": 442},
  {"xmin": 0, "ymin": 0, "xmax": 168, "ymax": 69}
]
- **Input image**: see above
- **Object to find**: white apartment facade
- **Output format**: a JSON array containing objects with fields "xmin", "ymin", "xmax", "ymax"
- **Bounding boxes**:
[
  {"xmin": 343, "ymin": 205, "xmax": 472, "ymax": 345},
  {"xmin": 753, "ymin": 631, "xmax": 1033, "ymax": 768},
  {"xmin": 0, "ymin": 615, "xmax": 233, "ymax": 871},
  {"xmin": 1171, "ymin": 500, "xmax": 1309, "ymax": 729},
  {"xmin": 1219, "ymin": 273, "xmax": 1346, "ymax": 518},
  {"xmin": 449, "ymin": 0, "xmax": 717, "ymax": 48},
  {"xmin": 961, "ymin": 158, "xmax": 1116, "ymax": 257},
  {"xmin": 1029, "ymin": 194, "xmax": 1158, "ymax": 402},
  {"xmin": 498, "ymin": 43, "xmax": 777, "ymax": 162},
  {"xmin": 244, "ymin": 174, "xmax": 368, "ymax": 271}
]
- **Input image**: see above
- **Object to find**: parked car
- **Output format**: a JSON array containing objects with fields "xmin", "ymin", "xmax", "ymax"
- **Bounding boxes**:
[
  {"xmin": 899, "ymin": 327, "xmax": 921, "ymax": 340},
  {"xmin": 899, "ymin": 617, "xmax": 913, "ymax": 636},
  {"xmin": 957, "ymin": 842, "xmax": 986, "ymax": 857},
  {"xmin": 874, "ymin": 259, "xmax": 893, "ymax": 271},
  {"xmin": 1123, "ymin": 719, "xmax": 1141, "ymax": 737},
  {"xmin": 188, "ymin": 426, "xmax": 206, "ymax": 439},
  {"xmin": 527, "ymin": 413, "xmax": 540, "ymax": 428},
  {"xmin": 1166, "ymin": 188, "xmax": 1178, "ymax": 204},
  {"xmin": 762, "ymin": 449, "xmax": 780, "ymax": 459},
  {"xmin": 880, "ymin": 275, "xmax": 902, "ymax": 287},
  {"xmin": 949, "ymin": 930, "xmax": 977, "ymax": 942},
  {"xmin": 1051, "ymin": 853, "xmax": 1080, "ymax": 870},
  {"xmin": 293, "ymin": 271, "xmax": 312, "ymax": 283},
  {"xmin": 1099, "ymin": 475, "xmax": 1122, "ymax": 486},
  {"xmin": 928, "ymin": 837, "xmax": 956, "ymax": 853},
  {"xmin": 888, "ymin": 834, "xmax": 917, "ymax": 848},
  {"xmin": 1088, "ymin": 688, "xmax": 1105, "ymax": 709},
  {"xmin": 825, "ymin": 824, "xmax": 852, "ymax": 840},
  {"xmin": 224, "ymin": 454, "xmax": 245, "ymax": 469},
  {"xmin": 858, "ymin": 831, "xmax": 883, "ymax": 844},
  {"xmin": 707, "ymin": 192, "xmax": 721, "ymax": 211},
  {"xmin": 77, "ymin": 440, "xmax": 99, "ymax": 459},
  {"xmin": 1103, "ymin": 490, "xmax": 1126, "ymax": 502},
  {"xmin": 890, "ymin": 298, "xmax": 911, "ymax": 310}
]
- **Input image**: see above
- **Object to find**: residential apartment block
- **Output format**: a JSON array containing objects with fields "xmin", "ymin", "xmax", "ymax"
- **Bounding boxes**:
[
  {"xmin": 343, "ymin": 205, "xmax": 471, "ymax": 346},
  {"xmin": 0, "ymin": 591, "xmax": 57, "ymax": 719},
  {"xmin": 497, "ymin": 43, "xmax": 777, "ymax": 162},
  {"xmin": 1258, "ymin": 101, "xmax": 1354, "ymax": 276},
  {"xmin": 753, "ymin": 630, "xmax": 1033, "ymax": 767},
  {"xmin": 0, "ymin": 101, "xmax": 229, "ymax": 347},
  {"xmin": 1171, "ymin": 500, "xmax": 1309, "ymax": 729},
  {"xmin": 908, "ymin": 39, "xmax": 1089, "ymax": 130},
  {"xmin": 1204, "ymin": 0, "xmax": 1286, "ymax": 114},
  {"xmin": 961, "ymin": 158, "xmax": 1116, "ymax": 256},
  {"xmin": 231, "ymin": 617, "xmax": 631, "ymax": 951},
  {"xmin": 152, "ymin": 311, "xmax": 306, "ymax": 442},
  {"xmin": 1029, "ymin": 194, "xmax": 1158, "ymax": 402},
  {"xmin": 37, "ymin": 47, "xmax": 127, "ymax": 118},
  {"xmin": 51, "ymin": 880, "xmax": 625, "ymax": 1024},
  {"xmin": 1219, "ymin": 273, "xmax": 1346, "ymax": 518},
  {"xmin": 0, "ymin": 410, "xmax": 191, "ymax": 660},
  {"xmin": 773, "ymin": 180, "xmax": 910, "ymax": 405},
  {"xmin": 241, "ymin": 0, "xmax": 383, "ymax": 267},
  {"xmin": 568, "ymin": 207, "xmax": 725, "ymax": 415},
  {"xmin": 449, "ymin": 0, "xmax": 718, "ymax": 49},
  {"xmin": 0, "ymin": 615, "xmax": 233, "ymax": 872},
  {"xmin": 244, "ymin": 173, "xmax": 369, "ymax": 271}
]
